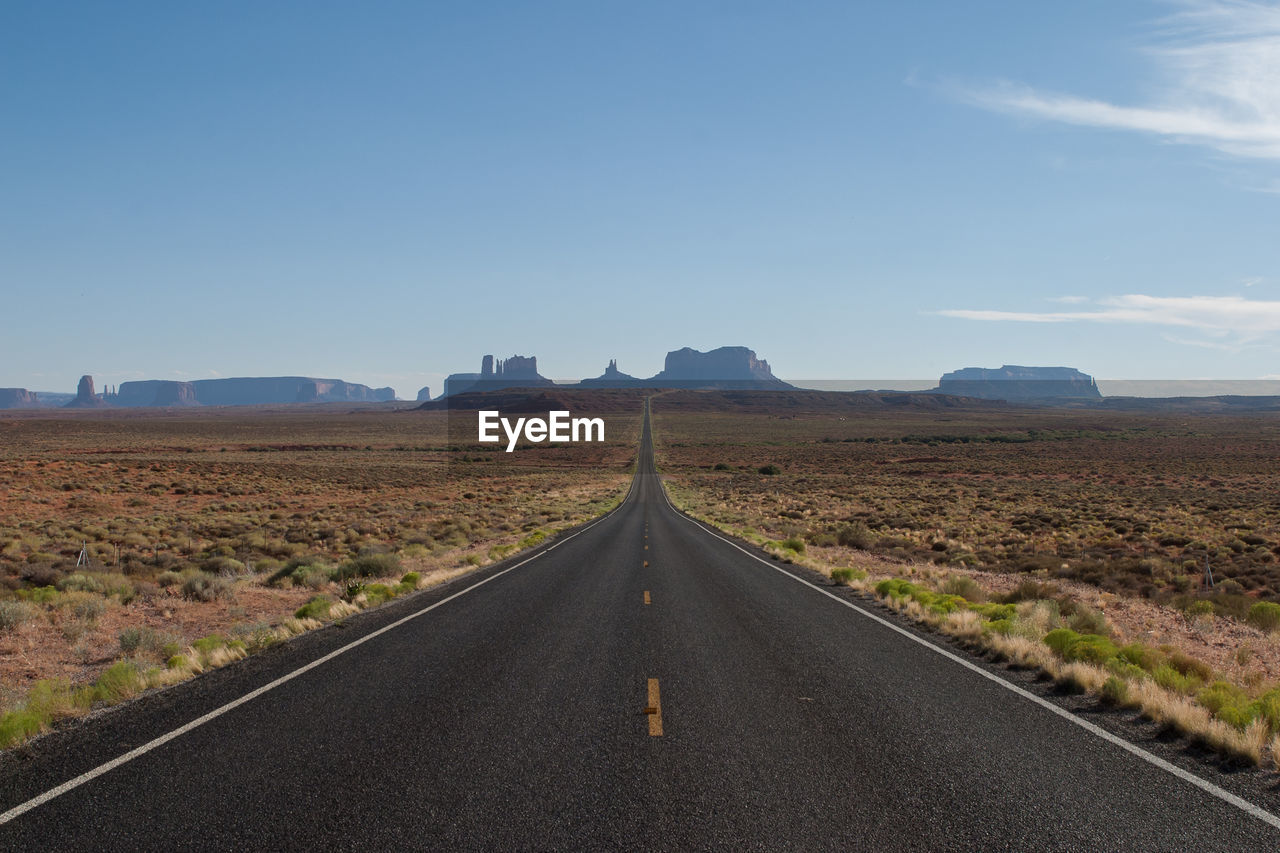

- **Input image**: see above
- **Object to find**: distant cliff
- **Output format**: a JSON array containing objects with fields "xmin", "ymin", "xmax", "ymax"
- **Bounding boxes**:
[
  {"xmin": 115, "ymin": 381, "xmax": 199, "ymax": 407},
  {"xmin": 0, "ymin": 388, "xmax": 39, "ymax": 409},
  {"xmin": 443, "ymin": 354, "xmax": 555, "ymax": 397},
  {"xmin": 648, "ymin": 346, "xmax": 793, "ymax": 390},
  {"xmin": 113, "ymin": 377, "xmax": 397, "ymax": 407},
  {"xmin": 578, "ymin": 359, "xmax": 644, "ymax": 388},
  {"xmin": 440, "ymin": 347, "xmax": 793, "ymax": 397},
  {"xmin": 64, "ymin": 375, "xmax": 111, "ymax": 408},
  {"xmin": 936, "ymin": 365, "xmax": 1100, "ymax": 400}
]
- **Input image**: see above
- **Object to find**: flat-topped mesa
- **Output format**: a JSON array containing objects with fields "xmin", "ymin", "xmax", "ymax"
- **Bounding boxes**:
[
  {"xmin": 649, "ymin": 346, "xmax": 794, "ymax": 390},
  {"xmin": 937, "ymin": 365, "xmax": 1101, "ymax": 400},
  {"xmin": 416, "ymin": 386, "xmax": 433, "ymax": 402},
  {"xmin": 447, "ymin": 354, "xmax": 555, "ymax": 396},
  {"xmin": 64, "ymin": 374, "xmax": 111, "ymax": 408},
  {"xmin": 114, "ymin": 380, "xmax": 199, "ymax": 407},
  {"xmin": 114, "ymin": 377, "xmax": 396, "ymax": 407},
  {"xmin": 0, "ymin": 388, "xmax": 39, "ymax": 409}
]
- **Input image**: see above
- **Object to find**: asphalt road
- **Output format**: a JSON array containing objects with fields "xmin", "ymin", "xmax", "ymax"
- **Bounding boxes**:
[{"xmin": 3, "ymin": 401, "xmax": 1280, "ymax": 850}]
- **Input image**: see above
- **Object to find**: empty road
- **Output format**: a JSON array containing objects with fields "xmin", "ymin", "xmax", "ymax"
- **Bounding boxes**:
[{"xmin": 2, "ymin": 401, "xmax": 1279, "ymax": 850}]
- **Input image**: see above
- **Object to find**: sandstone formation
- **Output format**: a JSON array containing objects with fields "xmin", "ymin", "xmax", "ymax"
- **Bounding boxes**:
[
  {"xmin": 936, "ymin": 365, "xmax": 1101, "ymax": 401},
  {"xmin": 445, "ymin": 354, "xmax": 555, "ymax": 396},
  {"xmin": 416, "ymin": 386, "xmax": 433, "ymax": 402},
  {"xmin": 578, "ymin": 359, "xmax": 643, "ymax": 388},
  {"xmin": 0, "ymin": 388, "xmax": 38, "ymax": 409},
  {"xmin": 440, "ymin": 347, "xmax": 794, "ymax": 397},
  {"xmin": 114, "ymin": 380, "xmax": 199, "ymax": 407},
  {"xmin": 113, "ymin": 377, "xmax": 397, "ymax": 407},
  {"xmin": 648, "ymin": 346, "xmax": 793, "ymax": 390},
  {"xmin": 64, "ymin": 375, "xmax": 111, "ymax": 408}
]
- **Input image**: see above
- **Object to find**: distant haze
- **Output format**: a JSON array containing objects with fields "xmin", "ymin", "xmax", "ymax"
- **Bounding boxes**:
[{"xmin": 789, "ymin": 380, "xmax": 1280, "ymax": 399}]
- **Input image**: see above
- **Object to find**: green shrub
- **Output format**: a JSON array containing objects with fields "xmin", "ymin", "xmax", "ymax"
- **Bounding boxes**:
[
  {"xmin": 62, "ymin": 592, "xmax": 105, "ymax": 622},
  {"xmin": 57, "ymin": 573, "xmax": 104, "ymax": 594},
  {"xmin": 517, "ymin": 531, "xmax": 547, "ymax": 550},
  {"xmin": 971, "ymin": 603, "xmax": 1016, "ymax": 621},
  {"xmin": 1198, "ymin": 680, "xmax": 1259, "ymax": 730},
  {"xmin": 999, "ymin": 580, "xmax": 1058, "ymax": 604},
  {"xmin": 202, "ymin": 556, "xmax": 246, "ymax": 577},
  {"xmin": 1066, "ymin": 634, "xmax": 1119, "ymax": 665},
  {"xmin": 984, "ymin": 618, "xmax": 1014, "ymax": 635},
  {"xmin": 294, "ymin": 596, "xmax": 333, "ymax": 621},
  {"xmin": 1246, "ymin": 601, "xmax": 1280, "ymax": 633},
  {"xmin": 758, "ymin": 464, "xmax": 781, "ymax": 476},
  {"xmin": 941, "ymin": 575, "xmax": 984, "ymax": 602},
  {"xmin": 93, "ymin": 661, "xmax": 144, "ymax": 703},
  {"xmin": 18, "ymin": 586, "xmax": 60, "ymax": 605},
  {"xmin": 252, "ymin": 557, "xmax": 283, "ymax": 575},
  {"xmin": 1043, "ymin": 628, "xmax": 1080, "ymax": 657},
  {"xmin": 927, "ymin": 594, "xmax": 968, "ymax": 615},
  {"xmin": 780, "ymin": 537, "xmax": 806, "ymax": 554},
  {"xmin": 400, "ymin": 572, "xmax": 421, "ymax": 587},
  {"xmin": 0, "ymin": 707, "xmax": 46, "ymax": 748},
  {"xmin": 181, "ymin": 571, "xmax": 231, "ymax": 602},
  {"xmin": 167, "ymin": 654, "xmax": 189, "ymax": 670},
  {"xmin": 1167, "ymin": 650, "xmax": 1213, "ymax": 683},
  {"xmin": 836, "ymin": 522, "xmax": 873, "ymax": 549},
  {"xmin": 1067, "ymin": 605, "xmax": 1111, "ymax": 637},
  {"xmin": 489, "ymin": 544, "xmax": 517, "ymax": 561},
  {"xmin": 363, "ymin": 583, "xmax": 396, "ymax": 605},
  {"xmin": 1186, "ymin": 599, "xmax": 1215, "ymax": 618},
  {"xmin": 1101, "ymin": 676, "xmax": 1130, "ymax": 706},
  {"xmin": 57, "ymin": 572, "xmax": 134, "ymax": 602},
  {"xmin": 1153, "ymin": 663, "xmax": 1200, "ymax": 694},
  {"xmin": 830, "ymin": 568, "xmax": 864, "ymax": 585},
  {"xmin": 0, "ymin": 600, "xmax": 34, "ymax": 632},
  {"xmin": 118, "ymin": 626, "xmax": 152, "ymax": 654},
  {"xmin": 1117, "ymin": 643, "xmax": 1160, "ymax": 673},
  {"xmin": 1106, "ymin": 659, "xmax": 1147, "ymax": 682},
  {"xmin": 1253, "ymin": 688, "xmax": 1280, "ymax": 730},
  {"xmin": 192, "ymin": 635, "xmax": 227, "ymax": 655},
  {"xmin": 875, "ymin": 578, "xmax": 915, "ymax": 599},
  {"xmin": 1199, "ymin": 681, "xmax": 1249, "ymax": 715},
  {"xmin": 156, "ymin": 570, "xmax": 184, "ymax": 588}
]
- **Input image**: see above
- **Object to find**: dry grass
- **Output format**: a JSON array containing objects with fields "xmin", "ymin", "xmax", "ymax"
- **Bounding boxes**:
[{"xmin": 0, "ymin": 404, "xmax": 641, "ymax": 749}]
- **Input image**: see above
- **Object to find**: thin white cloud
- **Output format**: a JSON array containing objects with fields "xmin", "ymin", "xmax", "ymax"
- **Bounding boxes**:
[
  {"xmin": 938, "ymin": 293, "xmax": 1280, "ymax": 339},
  {"xmin": 959, "ymin": 1, "xmax": 1280, "ymax": 161},
  {"xmin": 1047, "ymin": 295, "xmax": 1090, "ymax": 304},
  {"xmin": 1160, "ymin": 333, "xmax": 1249, "ymax": 351}
]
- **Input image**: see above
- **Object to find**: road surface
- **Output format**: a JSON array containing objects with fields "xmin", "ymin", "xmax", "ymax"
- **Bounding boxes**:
[{"xmin": 2, "ymin": 401, "xmax": 1279, "ymax": 850}]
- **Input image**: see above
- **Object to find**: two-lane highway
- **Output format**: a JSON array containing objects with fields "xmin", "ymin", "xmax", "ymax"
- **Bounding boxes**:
[{"xmin": 2, "ymin": 401, "xmax": 1279, "ymax": 850}]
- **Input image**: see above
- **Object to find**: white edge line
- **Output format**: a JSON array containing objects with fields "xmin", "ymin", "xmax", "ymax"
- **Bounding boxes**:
[
  {"xmin": 656, "ymin": 477, "xmax": 1280, "ymax": 832},
  {"xmin": 0, "ymin": 478, "xmax": 637, "ymax": 827}
]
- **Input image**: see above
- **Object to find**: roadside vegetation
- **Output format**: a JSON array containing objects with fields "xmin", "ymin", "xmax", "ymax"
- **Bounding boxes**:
[
  {"xmin": 653, "ymin": 404, "xmax": 1280, "ymax": 769},
  {"xmin": 0, "ymin": 407, "xmax": 638, "ymax": 750}
]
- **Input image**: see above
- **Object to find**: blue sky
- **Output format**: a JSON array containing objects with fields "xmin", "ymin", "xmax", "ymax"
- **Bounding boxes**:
[{"xmin": 3, "ymin": 1, "xmax": 1280, "ymax": 396}]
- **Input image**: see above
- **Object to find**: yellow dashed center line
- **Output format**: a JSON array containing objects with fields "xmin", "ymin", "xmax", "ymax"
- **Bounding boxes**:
[
  {"xmin": 645, "ymin": 678, "xmax": 663, "ymax": 736},
  {"xmin": 643, "ymin": 590, "xmax": 651, "ymax": 605}
]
